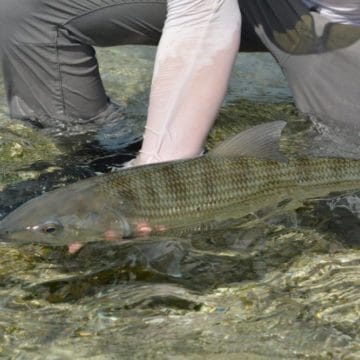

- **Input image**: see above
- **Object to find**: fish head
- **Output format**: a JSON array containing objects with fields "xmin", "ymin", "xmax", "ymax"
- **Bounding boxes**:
[{"xmin": 0, "ymin": 179, "xmax": 133, "ymax": 246}]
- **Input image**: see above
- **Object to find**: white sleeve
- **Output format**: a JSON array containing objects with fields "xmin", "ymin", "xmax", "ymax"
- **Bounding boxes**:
[{"xmin": 135, "ymin": 0, "xmax": 241, "ymax": 165}]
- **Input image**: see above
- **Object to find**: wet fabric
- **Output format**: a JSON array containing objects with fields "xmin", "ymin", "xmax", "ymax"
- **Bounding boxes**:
[
  {"xmin": 302, "ymin": 0, "xmax": 360, "ymax": 25},
  {"xmin": 0, "ymin": 0, "xmax": 167, "ymax": 137},
  {"xmin": 0, "ymin": 0, "xmax": 359, "ymax": 152},
  {"xmin": 240, "ymin": 0, "xmax": 360, "ymax": 146}
]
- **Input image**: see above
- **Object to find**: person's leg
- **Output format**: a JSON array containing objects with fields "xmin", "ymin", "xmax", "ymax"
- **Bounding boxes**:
[
  {"xmin": 0, "ymin": 0, "xmax": 166, "ymax": 137},
  {"xmin": 239, "ymin": 0, "xmax": 360, "ymax": 150}
]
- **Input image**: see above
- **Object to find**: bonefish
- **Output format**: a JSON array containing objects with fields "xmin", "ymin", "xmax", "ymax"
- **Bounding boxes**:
[{"xmin": 1, "ymin": 121, "xmax": 359, "ymax": 247}]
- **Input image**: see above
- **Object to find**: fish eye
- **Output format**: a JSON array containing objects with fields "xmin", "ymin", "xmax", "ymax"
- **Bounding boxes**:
[{"xmin": 39, "ymin": 220, "xmax": 63, "ymax": 234}]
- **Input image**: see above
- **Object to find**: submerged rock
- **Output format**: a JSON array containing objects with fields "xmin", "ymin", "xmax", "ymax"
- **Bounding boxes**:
[{"xmin": 0, "ymin": 119, "xmax": 62, "ymax": 187}]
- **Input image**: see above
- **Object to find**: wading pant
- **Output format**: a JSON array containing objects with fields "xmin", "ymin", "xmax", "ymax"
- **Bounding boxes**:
[{"xmin": 1, "ymin": 0, "xmax": 359, "ymax": 142}]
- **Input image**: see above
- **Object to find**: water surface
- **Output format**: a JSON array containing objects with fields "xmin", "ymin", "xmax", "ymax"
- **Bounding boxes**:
[{"xmin": 0, "ymin": 47, "xmax": 359, "ymax": 359}]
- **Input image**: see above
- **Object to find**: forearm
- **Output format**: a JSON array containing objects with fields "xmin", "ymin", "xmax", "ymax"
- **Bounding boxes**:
[{"xmin": 137, "ymin": 0, "xmax": 241, "ymax": 164}]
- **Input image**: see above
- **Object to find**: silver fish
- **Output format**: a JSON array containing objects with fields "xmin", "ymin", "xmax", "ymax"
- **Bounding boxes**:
[{"xmin": 1, "ymin": 121, "xmax": 360, "ymax": 246}]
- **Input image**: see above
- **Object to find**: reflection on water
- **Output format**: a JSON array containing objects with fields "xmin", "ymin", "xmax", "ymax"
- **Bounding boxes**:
[{"xmin": 0, "ymin": 47, "xmax": 359, "ymax": 359}]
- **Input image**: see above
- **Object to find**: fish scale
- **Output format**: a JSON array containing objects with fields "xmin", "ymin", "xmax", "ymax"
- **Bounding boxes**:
[
  {"xmin": 2, "ymin": 121, "xmax": 360, "ymax": 245},
  {"xmin": 91, "ymin": 156, "xmax": 360, "ymax": 232},
  {"xmin": 90, "ymin": 157, "xmax": 296, "ymax": 231}
]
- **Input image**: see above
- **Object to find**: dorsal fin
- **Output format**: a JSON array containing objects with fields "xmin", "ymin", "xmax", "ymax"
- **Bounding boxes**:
[{"xmin": 209, "ymin": 121, "xmax": 287, "ymax": 162}]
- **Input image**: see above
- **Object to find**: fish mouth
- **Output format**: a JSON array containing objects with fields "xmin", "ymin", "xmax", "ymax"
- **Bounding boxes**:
[
  {"xmin": 0, "ymin": 216, "xmax": 17, "ymax": 241},
  {"xmin": 0, "ymin": 227, "xmax": 10, "ymax": 241}
]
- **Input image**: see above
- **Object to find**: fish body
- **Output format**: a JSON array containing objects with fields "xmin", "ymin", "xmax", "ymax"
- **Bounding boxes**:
[{"xmin": 1, "ymin": 121, "xmax": 360, "ymax": 246}]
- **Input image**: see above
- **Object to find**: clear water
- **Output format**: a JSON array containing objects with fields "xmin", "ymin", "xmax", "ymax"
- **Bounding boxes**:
[{"xmin": 0, "ymin": 47, "xmax": 359, "ymax": 359}]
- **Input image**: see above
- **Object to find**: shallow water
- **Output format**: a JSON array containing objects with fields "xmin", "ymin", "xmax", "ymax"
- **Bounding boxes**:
[{"xmin": 0, "ymin": 47, "xmax": 359, "ymax": 359}]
